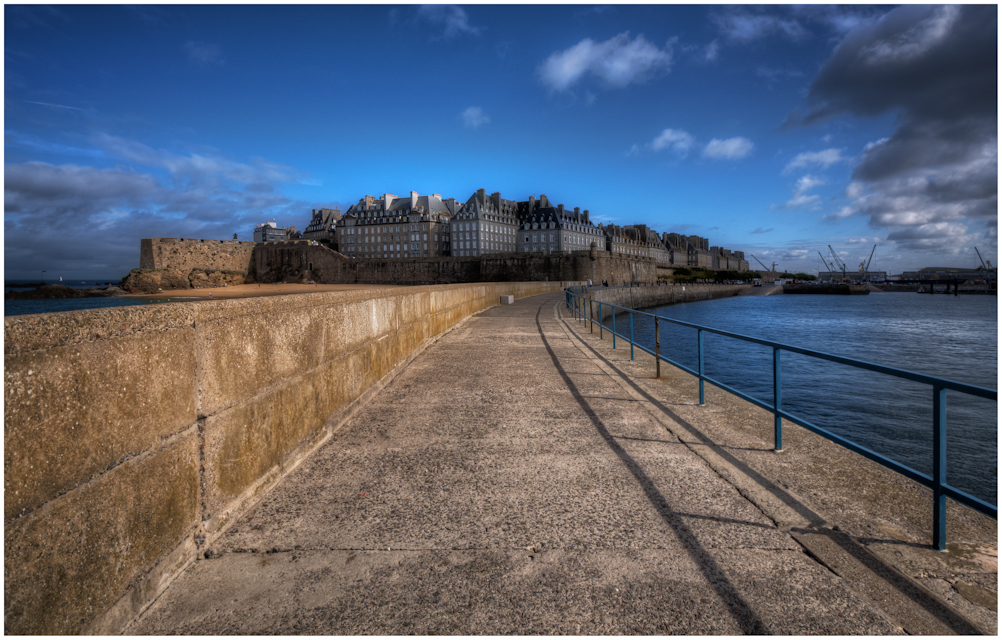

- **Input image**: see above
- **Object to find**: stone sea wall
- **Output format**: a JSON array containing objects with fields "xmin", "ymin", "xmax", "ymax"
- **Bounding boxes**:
[
  {"xmin": 253, "ymin": 242, "xmax": 658, "ymax": 286},
  {"xmin": 582, "ymin": 283, "xmax": 748, "ymax": 320},
  {"xmin": 3, "ymin": 281, "xmax": 575, "ymax": 635},
  {"xmin": 140, "ymin": 238, "xmax": 256, "ymax": 273}
]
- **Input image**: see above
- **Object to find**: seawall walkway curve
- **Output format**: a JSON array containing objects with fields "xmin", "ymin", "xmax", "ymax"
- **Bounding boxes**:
[{"xmin": 131, "ymin": 291, "xmax": 995, "ymax": 634}]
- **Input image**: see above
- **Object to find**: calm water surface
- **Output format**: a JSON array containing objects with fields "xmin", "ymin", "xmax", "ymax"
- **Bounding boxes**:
[
  {"xmin": 611, "ymin": 292, "xmax": 997, "ymax": 505},
  {"xmin": 4, "ymin": 281, "xmax": 162, "ymax": 316}
]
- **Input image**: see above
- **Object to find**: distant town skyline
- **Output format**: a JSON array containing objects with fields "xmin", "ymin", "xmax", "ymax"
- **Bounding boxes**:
[{"xmin": 5, "ymin": 4, "xmax": 996, "ymax": 279}]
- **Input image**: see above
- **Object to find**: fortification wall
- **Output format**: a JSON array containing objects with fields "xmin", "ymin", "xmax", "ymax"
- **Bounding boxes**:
[
  {"xmin": 583, "ymin": 283, "xmax": 748, "ymax": 320},
  {"xmin": 140, "ymin": 238, "xmax": 256, "ymax": 273},
  {"xmin": 3, "ymin": 281, "xmax": 576, "ymax": 635},
  {"xmin": 253, "ymin": 243, "xmax": 658, "ymax": 286}
]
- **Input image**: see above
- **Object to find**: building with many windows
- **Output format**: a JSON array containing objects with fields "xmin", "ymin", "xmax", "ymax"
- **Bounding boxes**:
[
  {"xmin": 302, "ymin": 208, "xmax": 342, "ymax": 243},
  {"xmin": 451, "ymin": 189, "xmax": 519, "ymax": 257},
  {"xmin": 335, "ymin": 191, "xmax": 458, "ymax": 258},
  {"xmin": 663, "ymin": 233, "xmax": 712, "ymax": 268},
  {"xmin": 711, "ymin": 247, "xmax": 749, "ymax": 271},
  {"xmin": 515, "ymin": 194, "xmax": 606, "ymax": 254},
  {"xmin": 254, "ymin": 221, "xmax": 292, "ymax": 243},
  {"xmin": 604, "ymin": 224, "xmax": 670, "ymax": 265}
]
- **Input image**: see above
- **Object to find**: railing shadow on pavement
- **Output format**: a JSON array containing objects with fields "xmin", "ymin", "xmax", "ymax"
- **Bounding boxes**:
[
  {"xmin": 556, "ymin": 296, "xmax": 985, "ymax": 635},
  {"xmin": 534, "ymin": 302, "xmax": 770, "ymax": 634},
  {"xmin": 564, "ymin": 288, "xmax": 997, "ymax": 551}
]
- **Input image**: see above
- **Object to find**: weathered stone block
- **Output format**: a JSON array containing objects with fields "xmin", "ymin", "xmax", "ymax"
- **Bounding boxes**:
[
  {"xmin": 3, "ymin": 435, "xmax": 198, "ymax": 635},
  {"xmin": 4, "ymin": 328, "xmax": 197, "ymax": 519},
  {"xmin": 201, "ymin": 368, "xmax": 324, "ymax": 519},
  {"xmin": 195, "ymin": 306, "xmax": 325, "ymax": 416}
]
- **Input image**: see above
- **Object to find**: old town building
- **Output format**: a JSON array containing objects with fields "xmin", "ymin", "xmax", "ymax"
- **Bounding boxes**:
[
  {"xmin": 335, "ymin": 192, "xmax": 458, "ymax": 258},
  {"xmin": 515, "ymin": 194, "xmax": 606, "ymax": 254},
  {"xmin": 451, "ymin": 189, "xmax": 519, "ymax": 257},
  {"xmin": 302, "ymin": 208, "xmax": 342, "ymax": 243}
]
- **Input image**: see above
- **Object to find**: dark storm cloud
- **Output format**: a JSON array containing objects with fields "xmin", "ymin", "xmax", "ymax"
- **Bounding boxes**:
[
  {"xmin": 793, "ymin": 5, "xmax": 997, "ymax": 258},
  {"xmin": 4, "ymin": 139, "xmax": 310, "ymax": 277},
  {"xmin": 801, "ymin": 5, "xmax": 995, "ymax": 124}
]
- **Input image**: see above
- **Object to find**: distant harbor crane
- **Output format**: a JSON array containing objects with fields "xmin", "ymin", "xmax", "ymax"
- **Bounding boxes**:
[
  {"xmin": 858, "ymin": 245, "xmax": 876, "ymax": 282},
  {"xmin": 751, "ymin": 255, "xmax": 777, "ymax": 273},
  {"xmin": 817, "ymin": 251, "xmax": 834, "ymax": 274},
  {"xmin": 974, "ymin": 246, "xmax": 996, "ymax": 286},
  {"xmin": 827, "ymin": 245, "xmax": 848, "ymax": 282}
]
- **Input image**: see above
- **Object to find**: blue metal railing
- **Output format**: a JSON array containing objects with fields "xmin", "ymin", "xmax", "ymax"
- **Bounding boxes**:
[{"xmin": 564, "ymin": 288, "xmax": 997, "ymax": 549}]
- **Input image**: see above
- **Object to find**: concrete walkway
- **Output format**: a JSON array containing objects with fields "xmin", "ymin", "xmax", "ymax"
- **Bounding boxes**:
[{"xmin": 130, "ymin": 291, "xmax": 990, "ymax": 634}]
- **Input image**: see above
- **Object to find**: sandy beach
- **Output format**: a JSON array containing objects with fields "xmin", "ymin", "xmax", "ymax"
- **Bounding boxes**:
[{"xmin": 124, "ymin": 282, "xmax": 397, "ymax": 302}]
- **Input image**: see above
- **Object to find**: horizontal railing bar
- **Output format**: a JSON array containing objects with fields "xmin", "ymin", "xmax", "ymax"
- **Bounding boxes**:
[
  {"xmin": 567, "ymin": 290, "xmax": 998, "ymax": 524},
  {"xmin": 586, "ymin": 294, "xmax": 996, "ymax": 400},
  {"xmin": 942, "ymin": 485, "xmax": 998, "ymax": 519},
  {"xmin": 773, "ymin": 409, "xmax": 936, "ymax": 488}
]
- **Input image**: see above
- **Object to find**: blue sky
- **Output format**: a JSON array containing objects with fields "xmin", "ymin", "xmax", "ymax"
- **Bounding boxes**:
[{"xmin": 4, "ymin": 4, "xmax": 997, "ymax": 279}]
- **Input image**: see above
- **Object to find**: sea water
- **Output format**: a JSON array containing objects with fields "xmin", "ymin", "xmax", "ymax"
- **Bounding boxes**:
[{"xmin": 614, "ymin": 292, "xmax": 997, "ymax": 505}]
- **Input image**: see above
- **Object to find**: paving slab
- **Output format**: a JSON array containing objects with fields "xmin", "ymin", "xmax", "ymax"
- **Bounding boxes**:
[{"xmin": 130, "ymin": 291, "xmax": 988, "ymax": 634}]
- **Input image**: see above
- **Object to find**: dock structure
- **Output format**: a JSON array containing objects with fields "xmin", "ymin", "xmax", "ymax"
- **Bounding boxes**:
[{"xmin": 130, "ymin": 291, "xmax": 995, "ymax": 635}]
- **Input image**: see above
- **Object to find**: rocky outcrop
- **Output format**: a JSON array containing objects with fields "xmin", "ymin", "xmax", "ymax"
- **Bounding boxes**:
[
  {"xmin": 4, "ymin": 284, "xmax": 127, "ymax": 300},
  {"xmin": 120, "ymin": 268, "xmax": 248, "ymax": 293}
]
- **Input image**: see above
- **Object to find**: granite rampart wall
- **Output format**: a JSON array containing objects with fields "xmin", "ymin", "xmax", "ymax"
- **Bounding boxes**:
[
  {"xmin": 140, "ymin": 238, "xmax": 256, "ymax": 273},
  {"xmin": 4, "ymin": 281, "xmax": 575, "ymax": 635},
  {"xmin": 253, "ymin": 243, "xmax": 658, "ymax": 286},
  {"xmin": 581, "ymin": 283, "xmax": 748, "ymax": 321}
]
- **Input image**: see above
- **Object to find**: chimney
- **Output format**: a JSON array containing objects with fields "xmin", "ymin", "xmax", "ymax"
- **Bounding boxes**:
[
  {"xmin": 410, "ymin": 190, "xmax": 418, "ymax": 210},
  {"xmin": 528, "ymin": 195, "xmax": 535, "ymax": 212},
  {"xmin": 583, "ymin": 209, "xmax": 590, "ymax": 223},
  {"xmin": 558, "ymin": 204, "xmax": 564, "ymax": 216}
]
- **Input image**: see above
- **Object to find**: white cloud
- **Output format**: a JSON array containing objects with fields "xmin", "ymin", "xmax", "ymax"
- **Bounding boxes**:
[
  {"xmin": 784, "ymin": 148, "xmax": 846, "ymax": 173},
  {"xmin": 713, "ymin": 10, "xmax": 809, "ymax": 43},
  {"xmin": 538, "ymin": 32, "xmax": 674, "ymax": 92},
  {"xmin": 822, "ymin": 205, "xmax": 857, "ymax": 223},
  {"xmin": 650, "ymin": 128, "xmax": 695, "ymax": 156},
  {"xmin": 183, "ymin": 41, "xmax": 224, "ymax": 65},
  {"xmin": 773, "ymin": 174, "xmax": 825, "ymax": 210},
  {"xmin": 703, "ymin": 137, "xmax": 753, "ymax": 160},
  {"xmin": 460, "ymin": 106, "xmax": 489, "ymax": 129},
  {"xmin": 863, "ymin": 137, "xmax": 889, "ymax": 152},
  {"xmin": 416, "ymin": 5, "xmax": 480, "ymax": 38}
]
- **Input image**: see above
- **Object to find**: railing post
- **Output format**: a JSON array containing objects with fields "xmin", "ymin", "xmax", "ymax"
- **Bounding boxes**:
[
  {"xmin": 933, "ymin": 385, "xmax": 947, "ymax": 550},
  {"xmin": 612, "ymin": 308, "xmax": 616, "ymax": 349},
  {"xmin": 773, "ymin": 347, "xmax": 783, "ymax": 452},
  {"xmin": 599, "ymin": 303, "xmax": 603, "ymax": 339},
  {"xmin": 629, "ymin": 312, "xmax": 634, "ymax": 361},
  {"xmin": 698, "ymin": 329, "xmax": 705, "ymax": 405},
  {"xmin": 654, "ymin": 316, "xmax": 661, "ymax": 378},
  {"xmin": 589, "ymin": 299, "xmax": 593, "ymax": 333}
]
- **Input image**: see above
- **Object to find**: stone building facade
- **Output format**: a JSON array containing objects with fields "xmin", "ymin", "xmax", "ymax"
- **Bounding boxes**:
[
  {"xmin": 253, "ymin": 222, "xmax": 291, "ymax": 243},
  {"xmin": 515, "ymin": 194, "xmax": 606, "ymax": 254},
  {"xmin": 451, "ymin": 189, "xmax": 519, "ymax": 257},
  {"xmin": 711, "ymin": 247, "xmax": 749, "ymax": 271},
  {"xmin": 302, "ymin": 208, "xmax": 342, "ymax": 243},
  {"xmin": 606, "ymin": 224, "xmax": 670, "ymax": 265},
  {"xmin": 335, "ymin": 191, "xmax": 459, "ymax": 259}
]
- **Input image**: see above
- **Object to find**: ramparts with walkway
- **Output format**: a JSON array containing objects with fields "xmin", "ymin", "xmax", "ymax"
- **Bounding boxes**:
[{"xmin": 129, "ymin": 290, "xmax": 996, "ymax": 634}]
